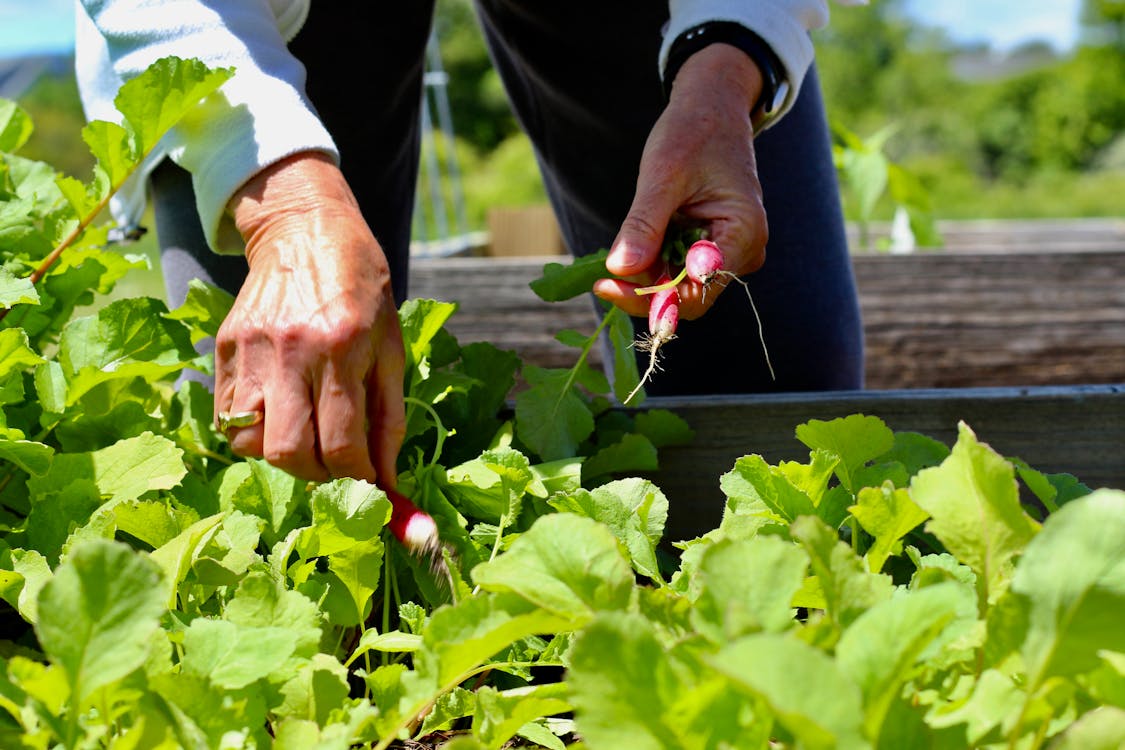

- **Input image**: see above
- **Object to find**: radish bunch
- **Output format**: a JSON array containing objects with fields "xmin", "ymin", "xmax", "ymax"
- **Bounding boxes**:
[{"xmin": 625, "ymin": 238, "xmax": 774, "ymax": 404}]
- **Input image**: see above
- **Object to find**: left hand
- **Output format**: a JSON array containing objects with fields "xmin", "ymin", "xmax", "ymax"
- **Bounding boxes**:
[{"xmin": 593, "ymin": 44, "xmax": 770, "ymax": 320}]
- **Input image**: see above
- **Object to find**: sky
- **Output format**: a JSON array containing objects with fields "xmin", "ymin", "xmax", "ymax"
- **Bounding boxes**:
[
  {"xmin": 0, "ymin": 0, "xmax": 1087, "ymax": 60},
  {"xmin": 902, "ymin": 0, "xmax": 1084, "ymax": 53}
]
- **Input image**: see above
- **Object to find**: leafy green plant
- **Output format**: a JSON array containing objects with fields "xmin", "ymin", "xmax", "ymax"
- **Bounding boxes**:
[
  {"xmin": 832, "ymin": 119, "xmax": 941, "ymax": 252},
  {"xmin": 3, "ymin": 56, "xmax": 1125, "ymax": 750}
]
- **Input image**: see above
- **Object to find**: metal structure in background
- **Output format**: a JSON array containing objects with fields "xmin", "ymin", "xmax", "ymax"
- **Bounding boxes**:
[{"xmin": 412, "ymin": 31, "xmax": 484, "ymax": 258}]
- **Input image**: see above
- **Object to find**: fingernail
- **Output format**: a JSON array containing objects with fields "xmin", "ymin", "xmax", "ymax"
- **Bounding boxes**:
[{"xmin": 608, "ymin": 243, "xmax": 641, "ymax": 269}]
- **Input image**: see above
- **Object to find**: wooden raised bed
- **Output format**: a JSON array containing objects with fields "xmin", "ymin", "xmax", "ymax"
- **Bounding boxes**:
[
  {"xmin": 409, "ymin": 219, "xmax": 1125, "ymax": 535},
  {"xmin": 641, "ymin": 384, "xmax": 1125, "ymax": 541},
  {"xmin": 409, "ymin": 243, "xmax": 1125, "ymax": 389}
]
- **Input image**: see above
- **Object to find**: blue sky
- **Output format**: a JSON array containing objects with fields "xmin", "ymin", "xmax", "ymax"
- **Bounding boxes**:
[
  {"xmin": 0, "ymin": 1, "xmax": 1086, "ymax": 59},
  {"xmin": 902, "ymin": 0, "xmax": 1084, "ymax": 52}
]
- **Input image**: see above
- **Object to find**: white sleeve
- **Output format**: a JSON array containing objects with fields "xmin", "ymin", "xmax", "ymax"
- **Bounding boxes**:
[
  {"xmin": 75, "ymin": 0, "xmax": 335, "ymax": 254},
  {"xmin": 661, "ymin": 0, "xmax": 861, "ymax": 125}
]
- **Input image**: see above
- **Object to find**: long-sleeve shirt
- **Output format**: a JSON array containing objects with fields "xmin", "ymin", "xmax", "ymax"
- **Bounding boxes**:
[{"xmin": 75, "ymin": 0, "xmax": 857, "ymax": 253}]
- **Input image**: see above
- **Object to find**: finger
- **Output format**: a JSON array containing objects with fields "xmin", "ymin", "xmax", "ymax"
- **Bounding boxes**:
[
  {"xmin": 606, "ymin": 173, "xmax": 683, "ymax": 277},
  {"xmin": 261, "ymin": 370, "xmax": 329, "ymax": 482},
  {"xmin": 706, "ymin": 209, "xmax": 769, "ymax": 277},
  {"xmin": 592, "ymin": 277, "xmax": 651, "ymax": 317},
  {"xmin": 215, "ymin": 334, "xmax": 269, "ymax": 457},
  {"xmin": 314, "ymin": 358, "xmax": 377, "ymax": 481},
  {"xmin": 675, "ymin": 273, "xmax": 732, "ymax": 321},
  {"xmin": 368, "ymin": 329, "xmax": 406, "ymax": 490}
]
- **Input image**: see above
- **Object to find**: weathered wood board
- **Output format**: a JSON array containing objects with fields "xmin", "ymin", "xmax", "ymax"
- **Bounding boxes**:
[
  {"xmin": 635, "ymin": 385, "xmax": 1125, "ymax": 542},
  {"xmin": 409, "ymin": 246, "xmax": 1125, "ymax": 389}
]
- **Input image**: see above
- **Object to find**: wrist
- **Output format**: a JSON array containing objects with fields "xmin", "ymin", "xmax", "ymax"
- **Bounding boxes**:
[
  {"xmin": 663, "ymin": 23, "xmax": 787, "ymax": 131},
  {"xmin": 228, "ymin": 150, "xmax": 358, "ymax": 242}
]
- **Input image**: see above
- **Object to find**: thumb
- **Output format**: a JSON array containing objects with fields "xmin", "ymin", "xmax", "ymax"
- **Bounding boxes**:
[{"xmin": 606, "ymin": 182, "xmax": 681, "ymax": 277}]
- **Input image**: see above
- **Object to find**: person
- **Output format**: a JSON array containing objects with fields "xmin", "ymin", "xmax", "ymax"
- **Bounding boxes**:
[{"xmin": 75, "ymin": 1, "xmax": 866, "ymax": 488}]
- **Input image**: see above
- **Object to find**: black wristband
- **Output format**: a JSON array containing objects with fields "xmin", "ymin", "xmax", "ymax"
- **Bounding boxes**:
[{"xmin": 662, "ymin": 21, "xmax": 786, "ymax": 126}]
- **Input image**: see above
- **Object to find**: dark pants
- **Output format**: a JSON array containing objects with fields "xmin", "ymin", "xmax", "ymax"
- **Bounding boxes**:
[{"xmin": 152, "ymin": 1, "xmax": 865, "ymax": 394}]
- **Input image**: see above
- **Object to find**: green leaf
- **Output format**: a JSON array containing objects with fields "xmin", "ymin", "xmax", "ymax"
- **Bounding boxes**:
[
  {"xmin": 850, "ymin": 481, "xmax": 930, "ymax": 573},
  {"xmin": 514, "ymin": 366, "xmax": 594, "ymax": 461},
  {"xmin": 191, "ymin": 510, "xmax": 262, "ymax": 586},
  {"xmin": 568, "ymin": 612, "xmax": 698, "ymax": 750},
  {"xmin": 399, "ymin": 298, "xmax": 458, "ymax": 375},
  {"xmin": 836, "ymin": 582, "xmax": 976, "ymax": 742},
  {"xmin": 549, "ymin": 477, "xmax": 668, "ymax": 582},
  {"xmin": 691, "ymin": 536, "xmax": 807, "ymax": 640},
  {"xmin": 926, "ymin": 668, "xmax": 1024, "ymax": 744},
  {"xmin": 0, "ymin": 99, "xmax": 33, "ymax": 152},
  {"xmin": 581, "ymin": 433, "xmax": 658, "ymax": 480},
  {"xmin": 0, "ymin": 437, "xmax": 53, "ymax": 476},
  {"xmin": 710, "ymin": 633, "xmax": 870, "ymax": 750},
  {"xmin": 417, "ymin": 686, "xmax": 476, "ymax": 735},
  {"xmin": 529, "ymin": 249, "xmax": 611, "ymax": 302},
  {"xmin": 605, "ymin": 306, "xmax": 642, "ymax": 404},
  {"xmin": 58, "ymin": 297, "xmax": 199, "ymax": 404},
  {"xmin": 1048, "ymin": 707, "xmax": 1125, "ymax": 750},
  {"xmin": 181, "ymin": 618, "xmax": 299, "ymax": 689},
  {"xmin": 28, "ymin": 432, "xmax": 187, "ymax": 506},
  {"xmin": 148, "ymin": 671, "xmax": 269, "ymax": 748},
  {"xmin": 164, "ymin": 277, "xmax": 234, "ymax": 341},
  {"xmin": 796, "ymin": 414, "xmax": 895, "ymax": 494},
  {"xmin": 633, "ymin": 408, "xmax": 695, "ymax": 447},
  {"xmin": 910, "ymin": 422, "xmax": 1038, "ymax": 605},
  {"xmin": 113, "ymin": 56, "xmax": 234, "ymax": 156},
  {"xmin": 302, "ymin": 479, "xmax": 391, "ymax": 558},
  {"xmin": 880, "ymin": 430, "xmax": 951, "ymax": 475},
  {"xmin": 2, "ymin": 548, "xmax": 51, "ymax": 623},
  {"xmin": 720, "ymin": 454, "xmax": 817, "ymax": 522},
  {"xmin": 35, "ymin": 540, "xmax": 164, "ymax": 703},
  {"xmin": 0, "ymin": 267, "xmax": 39, "ymax": 308},
  {"xmin": 471, "ymin": 513, "xmax": 634, "ymax": 622},
  {"xmin": 148, "ymin": 513, "xmax": 224, "ymax": 607},
  {"xmin": 473, "ymin": 683, "xmax": 571, "ymax": 750},
  {"xmin": 791, "ymin": 515, "xmax": 894, "ymax": 630},
  {"xmin": 0, "ymin": 328, "xmax": 43, "ymax": 380},
  {"xmin": 422, "ymin": 593, "xmax": 575, "ymax": 687},
  {"xmin": 1012, "ymin": 489, "xmax": 1125, "ymax": 687},
  {"xmin": 275, "ymin": 653, "xmax": 350, "ymax": 726},
  {"xmin": 80, "ymin": 120, "xmax": 134, "ymax": 197},
  {"xmin": 219, "ymin": 458, "xmax": 309, "ymax": 538},
  {"xmin": 220, "ymin": 572, "xmax": 323, "ymax": 655},
  {"xmin": 298, "ymin": 479, "xmax": 390, "ymax": 626}
]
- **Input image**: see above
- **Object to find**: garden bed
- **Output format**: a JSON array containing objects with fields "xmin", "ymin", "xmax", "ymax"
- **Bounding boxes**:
[
  {"xmin": 410, "ymin": 222, "xmax": 1125, "ymax": 389},
  {"xmin": 640, "ymin": 383, "xmax": 1125, "ymax": 542}
]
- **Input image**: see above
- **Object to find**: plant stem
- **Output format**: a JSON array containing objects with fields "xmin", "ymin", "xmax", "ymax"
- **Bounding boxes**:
[{"xmin": 634, "ymin": 267, "xmax": 688, "ymax": 296}]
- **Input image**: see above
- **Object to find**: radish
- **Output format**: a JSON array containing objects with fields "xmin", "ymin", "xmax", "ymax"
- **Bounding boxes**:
[
  {"xmin": 684, "ymin": 239, "xmax": 776, "ymax": 381},
  {"xmin": 624, "ymin": 275, "xmax": 679, "ymax": 404},
  {"xmin": 685, "ymin": 238, "xmax": 725, "ymax": 288},
  {"xmin": 384, "ymin": 485, "xmax": 443, "ymax": 564}
]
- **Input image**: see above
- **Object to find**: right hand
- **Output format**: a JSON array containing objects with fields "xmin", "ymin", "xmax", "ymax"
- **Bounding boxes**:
[{"xmin": 214, "ymin": 151, "xmax": 406, "ymax": 487}]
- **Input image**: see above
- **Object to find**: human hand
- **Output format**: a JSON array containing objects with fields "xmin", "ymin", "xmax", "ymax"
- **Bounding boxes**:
[
  {"xmin": 214, "ymin": 152, "xmax": 406, "ymax": 486},
  {"xmin": 594, "ymin": 44, "xmax": 769, "ymax": 320}
]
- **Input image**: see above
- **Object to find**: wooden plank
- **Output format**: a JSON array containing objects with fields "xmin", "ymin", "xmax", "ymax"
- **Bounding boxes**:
[
  {"xmin": 848, "ymin": 218, "xmax": 1125, "ymax": 253},
  {"xmin": 639, "ymin": 385, "xmax": 1125, "ymax": 543},
  {"xmin": 854, "ymin": 249, "xmax": 1125, "ymax": 388},
  {"xmin": 409, "ymin": 249, "xmax": 1125, "ymax": 388}
]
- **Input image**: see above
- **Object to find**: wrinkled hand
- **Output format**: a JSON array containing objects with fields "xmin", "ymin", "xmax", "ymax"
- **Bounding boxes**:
[
  {"xmin": 594, "ymin": 44, "xmax": 769, "ymax": 320},
  {"xmin": 214, "ymin": 152, "xmax": 406, "ymax": 486}
]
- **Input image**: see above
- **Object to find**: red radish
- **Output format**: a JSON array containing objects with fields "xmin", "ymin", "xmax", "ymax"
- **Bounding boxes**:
[
  {"xmin": 685, "ymin": 238, "xmax": 725, "ymax": 287},
  {"xmin": 384, "ymin": 485, "xmax": 444, "ymax": 566},
  {"xmin": 683, "ymin": 239, "xmax": 776, "ymax": 381},
  {"xmin": 625, "ymin": 275, "xmax": 679, "ymax": 404}
]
